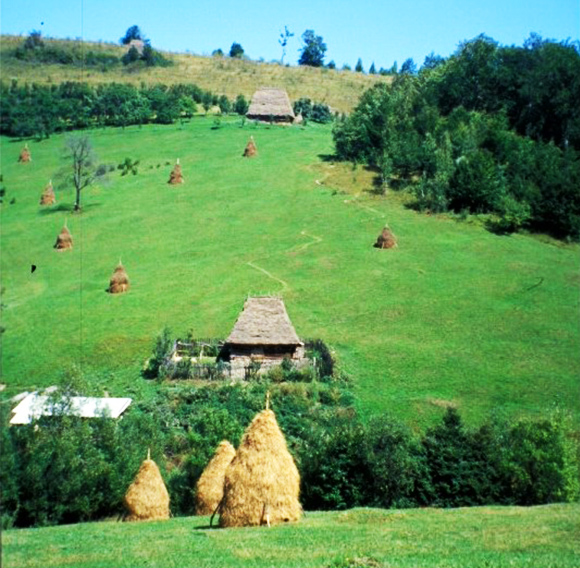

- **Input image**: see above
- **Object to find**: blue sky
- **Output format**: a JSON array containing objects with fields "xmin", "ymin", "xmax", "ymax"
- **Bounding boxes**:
[{"xmin": 1, "ymin": 0, "xmax": 578, "ymax": 70}]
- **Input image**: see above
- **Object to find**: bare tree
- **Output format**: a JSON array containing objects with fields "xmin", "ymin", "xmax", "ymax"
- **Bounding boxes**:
[{"xmin": 62, "ymin": 135, "xmax": 104, "ymax": 211}]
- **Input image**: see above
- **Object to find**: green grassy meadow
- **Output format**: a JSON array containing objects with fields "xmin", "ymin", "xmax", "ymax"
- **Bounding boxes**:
[
  {"xmin": 4, "ymin": 504, "xmax": 579, "ymax": 568},
  {"xmin": 1, "ymin": 118, "xmax": 579, "ymax": 428}
]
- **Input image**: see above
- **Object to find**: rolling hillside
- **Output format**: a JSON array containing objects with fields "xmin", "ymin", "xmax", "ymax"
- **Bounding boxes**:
[
  {"xmin": 0, "ymin": 35, "xmax": 388, "ymax": 114},
  {"xmin": 1, "ymin": 117, "xmax": 578, "ymax": 427}
]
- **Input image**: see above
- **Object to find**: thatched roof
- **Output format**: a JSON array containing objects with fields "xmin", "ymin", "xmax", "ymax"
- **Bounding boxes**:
[
  {"xmin": 219, "ymin": 409, "xmax": 302, "ymax": 527},
  {"xmin": 247, "ymin": 88, "xmax": 295, "ymax": 121},
  {"xmin": 226, "ymin": 297, "xmax": 303, "ymax": 346}
]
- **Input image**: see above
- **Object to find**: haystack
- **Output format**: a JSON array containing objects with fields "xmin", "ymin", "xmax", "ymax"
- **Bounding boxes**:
[
  {"xmin": 243, "ymin": 136, "xmax": 257, "ymax": 158},
  {"xmin": 124, "ymin": 454, "xmax": 170, "ymax": 521},
  {"xmin": 108, "ymin": 262, "xmax": 130, "ymax": 294},
  {"xmin": 246, "ymin": 88, "xmax": 295, "ymax": 123},
  {"xmin": 40, "ymin": 180, "xmax": 55, "ymax": 206},
  {"xmin": 18, "ymin": 144, "xmax": 31, "ymax": 163},
  {"xmin": 219, "ymin": 408, "xmax": 301, "ymax": 527},
  {"xmin": 168, "ymin": 159, "xmax": 184, "ymax": 184},
  {"xmin": 374, "ymin": 226, "xmax": 398, "ymax": 249},
  {"xmin": 54, "ymin": 225, "xmax": 73, "ymax": 251},
  {"xmin": 196, "ymin": 440, "xmax": 236, "ymax": 515}
]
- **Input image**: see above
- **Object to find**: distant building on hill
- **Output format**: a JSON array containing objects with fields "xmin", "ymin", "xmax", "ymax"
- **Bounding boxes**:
[{"xmin": 246, "ymin": 88, "xmax": 296, "ymax": 123}]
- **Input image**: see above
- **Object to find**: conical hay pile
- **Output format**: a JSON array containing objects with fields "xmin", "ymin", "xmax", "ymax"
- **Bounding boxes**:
[
  {"xmin": 40, "ymin": 181, "xmax": 55, "ymax": 205},
  {"xmin": 243, "ymin": 137, "xmax": 257, "ymax": 157},
  {"xmin": 124, "ymin": 458, "xmax": 170, "ymax": 521},
  {"xmin": 374, "ymin": 226, "xmax": 398, "ymax": 249},
  {"xmin": 108, "ymin": 263, "xmax": 130, "ymax": 294},
  {"xmin": 196, "ymin": 440, "xmax": 236, "ymax": 515},
  {"xmin": 220, "ymin": 409, "xmax": 301, "ymax": 527},
  {"xmin": 168, "ymin": 161, "xmax": 184, "ymax": 184},
  {"xmin": 18, "ymin": 144, "xmax": 31, "ymax": 163},
  {"xmin": 54, "ymin": 226, "xmax": 73, "ymax": 250}
]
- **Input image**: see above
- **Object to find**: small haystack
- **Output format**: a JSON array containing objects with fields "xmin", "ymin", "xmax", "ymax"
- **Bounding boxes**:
[
  {"xmin": 168, "ymin": 159, "xmax": 184, "ymax": 184},
  {"xmin": 40, "ymin": 180, "xmax": 56, "ymax": 206},
  {"xmin": 54, "ymin": 225, "xmax": 73, "ymax": 251},
  {"xmin": 294, "ymin": 113, "xmax": 304, "ymax": 125},
  {"xmin": 108, "ymin": 262, "xmax": 130, "ymax": 294},
  {"xmin": 374, "ymin": 226, "xmax": 398, "ymax": 249},
  {"xmin": 219, "ymin": 405, "xmax": 301, "ymax": 527},
  {"xmin": 243, "ymin": 136, "xmax": 258, "ymax": 158},
  {"xmin": 18, "ymin": 144, "xmax": 31, "ymax": 163},
  {"xmin": 196, "ymin": 440, "xmax": 236, "ymax": 515},
  {"xmin": 124, "ymin": 452, "xmax": 170, "ymax": 522}
]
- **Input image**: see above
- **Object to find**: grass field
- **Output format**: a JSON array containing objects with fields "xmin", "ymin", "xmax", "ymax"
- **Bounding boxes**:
[
  {"xmin": 3, "ymin": 504, "xmax": 579, "ymax": 567},
  {"xmin": 0, "ymin": 35, "xmax": 388, "ymax": 114},
  {"xmin": 1, "ymin": 117, "xmax": 579, "ymax": 428}
]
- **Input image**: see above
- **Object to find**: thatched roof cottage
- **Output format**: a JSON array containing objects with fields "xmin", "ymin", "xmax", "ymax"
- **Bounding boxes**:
[
  {"xmin": 246, "ymin": 88, "xmax": 295, "ymax": 123},
  {"xmin": 219, "ymin": 297, "xmax": 304, "ymax": 378}
]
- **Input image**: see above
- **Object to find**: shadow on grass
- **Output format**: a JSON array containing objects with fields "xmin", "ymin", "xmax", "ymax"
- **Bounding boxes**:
[
  {"xmin": 317, "ymin": 153, "xmax": 339, "ymax": 163},
  {"xmin": 38, "ymin": 203, "xmax": 102, "ymax": 215}
]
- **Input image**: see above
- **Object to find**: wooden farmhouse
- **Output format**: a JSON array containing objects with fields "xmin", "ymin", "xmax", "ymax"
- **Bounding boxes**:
[
  {"xmin": 246, "ymin": 88, "xmax": 295, "ymax": 123},
  {"xmin": 219, "ymin": 297, "xmax": 304, "ymax": 378}
]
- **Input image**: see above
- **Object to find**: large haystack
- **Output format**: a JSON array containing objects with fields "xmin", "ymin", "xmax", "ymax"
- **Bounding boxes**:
[
  {"xmin": 54, "ymin": 225, "xmax": 73, "ymax": 251},
  {"xmin": 219, "ymin": 408, "xmax": 302, "ymax": 527},
  {"xmin": 108, "ymin": 262, "xmax": 130, "ymax": 294},
  {"xmin": 168, "ymin": 159, "xmax": 184, "ymax": 184},
  {"xmin": 18, "ymin": 144, "xmax": 31, "ymax": 163},
  {"xmin": 124, "ymin": 455, "xmax": 170, "ymax": 522},
  {"xmin": 246, "ymin": 88, "xmax": 295, "ymax": 123},
  {"xmin": 40, "ymin": 180, "xmax": 56, "ymax": 206},
  {"xmin": 196, "ymin": 440, "xmax": 236, "ymax": 515},
  {"xmin": 374, "ymin": 226, "xmax": 398, "ymax": 249},
  {"xmin": 243, "ymin": 136, "xmax": 258, "ymax": 158}
]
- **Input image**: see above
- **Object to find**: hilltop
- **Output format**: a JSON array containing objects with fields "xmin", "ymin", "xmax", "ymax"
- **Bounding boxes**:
[{"xmin": 0, "ymin": 35, "xmax": 388, "ymax": 114}]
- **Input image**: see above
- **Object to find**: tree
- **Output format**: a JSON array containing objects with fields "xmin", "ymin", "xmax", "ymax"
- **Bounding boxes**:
[
  {"xmin": 298, "ymin": 30, "xmax": 327, "ymax": 67},
  {"xmin": 327, "ymin": 60, "xmax": 336, "ymax": 69},
  {"xmin": 400, "ymin": 58, "xmax": 417, "ymax": 75},
  {"xmin": 229, "ymin": 42, "xmax": 244, "ymax": 58},
  {"xmin": 120, "ymin": 25, "xmax": 143, "ymax": 45},
  {"xmin": 218, "ymin": 95, "xmax": 231, "ymax": 115},
  {"xmin": 369, "ymin": 62, "xmax": 377, "ymax": 74},
  {"xmin": 234, "ymin": 94, "xmax": 249, "ymax": 115},
  {"xmin": 278, "ymin": 26, "xmax": 294, "ymax": 64},
  {"xmin": 212, "ymin": 48, "xmax": 224, "ymax": 57},
  {"xmin": 355, "ymin": 58, "xmax": 364, "ymax": 73},
  {"xmin": 62, "ymin": 136, "xmax": 105, "ymax": 211}
]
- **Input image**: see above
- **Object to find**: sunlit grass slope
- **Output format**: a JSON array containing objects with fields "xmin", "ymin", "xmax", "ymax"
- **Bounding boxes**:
[
  {"xmin": 4, "ymin": 504, "xmax": 579, "ymax": 568},
  {"xmin": 0, "ymin": 35, "xmax": 388, "ymax": 114},
  {"xmin": 1, "ymin": 118, "xmax": 579, "ymax": 427}
]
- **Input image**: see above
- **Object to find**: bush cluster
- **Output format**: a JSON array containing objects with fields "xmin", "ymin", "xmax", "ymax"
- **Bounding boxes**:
[
  {"xmin": 2, "ymin": 378, "xmax": 577, "ymax": 530},
  {"xmin": 293, "ymin": 98, "xmax": 333, "ymax": 124},
  {"xmin": 0, "ymin": 81, "xmax": 248, "ymax": 139},
  {"xmin": 333, "ymin": 35, "xmax": 580, "ymax": 240}
]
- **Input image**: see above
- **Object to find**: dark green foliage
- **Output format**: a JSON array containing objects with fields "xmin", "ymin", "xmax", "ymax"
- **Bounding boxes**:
[
  {"xmin": 298, "ymin": 30, "xmax": 327, "ymax": 67},
  {"xmin": 332, "ymin": 35, "xmax": 580, "ymax": 240},
  {"xmin": 355, "ymin": 59, "xmax": 364, "ymax": 73},
  {"xmin": 229, "ymin": 42, "xmax": 244, "ymax": 58},
  {"xmin": 327, "ymin": 60, "xmax": 336, "ymax": 70},
  {"xmin": 234, "ymin": 94, "xmax": 249, "ymax": 116},
  {"xmin": 292, "ymin": 98, "xmax": 331, "ymax": 123},
  {"xmin": 218, "ymin": 95, "xmax": 231, "ymax": 114},
  {"xmin": 368, "ymin": 62, "xmax": 376, "ymax": 75},
  {"xmin": 212, "ymin": 48, "xmax": 224, "ymax": 57},
  {"xmin": 120, "ymin": 25, "xmax": 143, "ymax": 45},
  {"xmin": 400, "ymin": 58, "xmax": 417, "ymax": 75},
  {"xmin": 117, "ymin": 157, "xmax": 140, "ymax": 176}
]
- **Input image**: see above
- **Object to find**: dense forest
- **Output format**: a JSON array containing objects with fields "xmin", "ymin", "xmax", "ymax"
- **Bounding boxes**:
[{"xmin": 333, "ymin": 35, "xmax": 580, "ymax": 240}]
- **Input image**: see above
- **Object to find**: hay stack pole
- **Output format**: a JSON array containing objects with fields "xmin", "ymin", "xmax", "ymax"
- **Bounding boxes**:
[
  {"xmin": 219, "ymin": 392, "xmax": 301, "ymax": 527},
  {"xmin": 124, "ymin": 450, "xmax": 170, "ymax": 522},
  {"xmin": 40, "ymin": 180, "xmax": 56, "ymax": 205},
  {"xmin": 243, "ymin": 136, "xmax": 257, "ymax": 158},
  {"xmin": 108, "ymin": 261, "xmax": 130, "ymax": 294},
  {"xmin": 168, "ymin": 158, "xmax": 184, "ymax": 184},
  {"xmin": 54, "ymin": 222, "xmax": 73, "ymax": 251},
  {"xmin": 374, "ymin": 225, "xmax": 398, "ymax": 249},
  {"xmin": 18, "ymin": 143, "xmax": 31, "ymax": 163},
  {"xmin": 196, "ymin": 441, "xmax": 236, "ymax": 515}
]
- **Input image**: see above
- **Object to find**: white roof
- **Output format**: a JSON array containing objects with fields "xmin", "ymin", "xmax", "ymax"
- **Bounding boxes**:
[{"xmin": 10, "ymin": 392, "xmax": 132, "ymax": 425}]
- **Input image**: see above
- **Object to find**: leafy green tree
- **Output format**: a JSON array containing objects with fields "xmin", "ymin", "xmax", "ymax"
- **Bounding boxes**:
[
  {"xmin": 218, "ymin": 95, "xmax": 231, "ymax": 115},
  {"xmin": 212, "ymin": 48, "xmax": 224, "ymax": 57},
  {"xmin": 355, "ymin": 58, "xmax": 364, "ymax": 73},
  {"xmin": 234, "ymin": 94, "xmax": 249, "ymax": 115},
  {"xmin": 368, "ymin": 62, "xmax": 377, "ymax": 74},
  {"xmin": 120, "ymin": 25, "xmax": 143, "ymax": 45},
  {"xmin": 400, "ymin": 57, "xmax": 417, "ymax": 75},
  {"xmin": 229, "ymin": 42, "xmax": 244, "ymax": 58},
  {"xmin": 327, "ymin": 60, "xmax": 336, "ymax": 69},
  {"xmin": 298, "ymin": 30, "xmax": 327, "ymax": 67}
]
